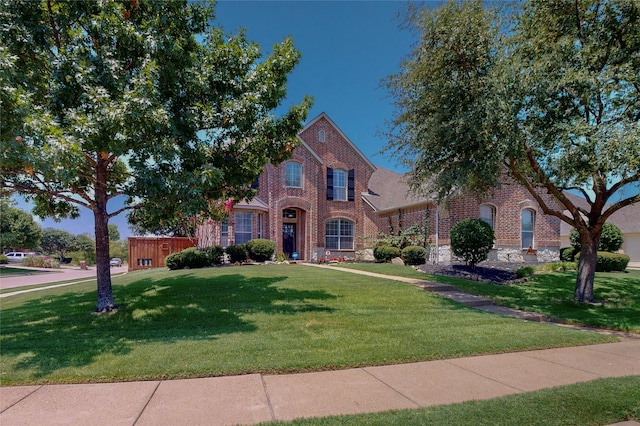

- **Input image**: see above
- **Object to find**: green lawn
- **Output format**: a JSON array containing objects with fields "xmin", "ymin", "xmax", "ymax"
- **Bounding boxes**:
[
  {"xmin": 263, "ymin": 376, "xmax": 640, "ymax": 426},
  {"xmin": 337, "ymin": 264, "xmax": 640, "ymax": 333},
  {"xmin": 0, "ymin": 264, "xmax": 616, "ymax": 385}
]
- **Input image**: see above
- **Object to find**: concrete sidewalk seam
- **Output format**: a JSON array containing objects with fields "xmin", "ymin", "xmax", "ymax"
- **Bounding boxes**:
[
  {"xmin": 361, "ymin": 367, "xmax": 423, "ymax": 408},
  {"xmin": 0, "ymin": 385, "xmax": 42, "ymax": 414},
  {"xmin": 440, "ymin": 358, "xmax": 530, "ymax": 393},
  {"xmin": 133, "ymin": 380, "xmax": 161, "ymax": 426},
  {"xmin": 260, "ymin": 374, "xmax": 277, "ymax": 422}
]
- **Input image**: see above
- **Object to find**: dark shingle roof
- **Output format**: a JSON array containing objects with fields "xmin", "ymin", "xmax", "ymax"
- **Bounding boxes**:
[{"xmin": 362, "ymin": 167, "xmax": 433, "ymax": 212}]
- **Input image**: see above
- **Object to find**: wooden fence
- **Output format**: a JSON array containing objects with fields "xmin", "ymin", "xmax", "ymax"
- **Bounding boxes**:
[{"xmin": 127, "ymin": 237, "xmax": 196, "ymax": 271}]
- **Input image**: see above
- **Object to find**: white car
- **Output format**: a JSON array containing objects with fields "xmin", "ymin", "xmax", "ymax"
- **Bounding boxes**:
[
  {"xmin": 110, "ymin": 258, "xmax": 122, "ymax": 267},
  {"xmin": 5, "ymin": 252, "xmax": 34, "ymax": 263}
]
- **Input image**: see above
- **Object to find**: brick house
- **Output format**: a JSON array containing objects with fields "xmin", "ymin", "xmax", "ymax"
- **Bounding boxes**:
[{"xmin": 197, "ymin": 112, "xmax": 561, "ymax": 263}]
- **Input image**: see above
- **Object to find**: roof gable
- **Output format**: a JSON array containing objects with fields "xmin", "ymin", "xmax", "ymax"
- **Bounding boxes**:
[{"xmin": 299, "ymin": 112, "xmax": 376, "ymax": 172}]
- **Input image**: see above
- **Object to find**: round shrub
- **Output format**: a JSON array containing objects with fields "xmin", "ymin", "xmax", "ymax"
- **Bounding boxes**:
[
  {"xmin": 203, "ymin": 245, "xmax": 224, "ymax": 265},
  {"xmin": 570, "ymin": 223, "xmax": 624, "ymax": 253},
  {"xmin": 180, "ymin": 247, "xmax": 210, "ymax": 269},
  {"xmin": 560, "ymin": 247, "xmax": 576, "ymax": 262},
  {"xmin": 165, "ymin": 252, "xmax": 184, "ymax": 270},
  {"xmin": 373, "ymin": 245, "xmax": 401, "ymax": 263},
  {"xmin": 596, "ymin": 251, "xmax": 630, "ymax": 272},
  {"xmin": 450, "ymin": 218, "xmax": 495, "ymax": 267},
  {"xmin": 246, "ymin": 239, "xmax": 276, "ymax": 262},
  {"xmin": 225, "ymin": 244, "xmax": 247, "ymax": 263},
  {"xmin": 401, "ymin": 245, "xmax": 427, "ymax": 266},
  {"xmin": 0, "ymin": 254, "xmax": 7, "ymax": 264}
]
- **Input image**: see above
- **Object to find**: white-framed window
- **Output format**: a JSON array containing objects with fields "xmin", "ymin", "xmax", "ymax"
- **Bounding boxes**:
[
  {"xmin": 521, "ymin": 209, "xmax": 535, "ymax": 249},
  {"xmin": 285, "ymin": 162, "xmax": 302, "ymax": 187},
  {"xmin": 234, "ymin": 212, "xmax": 253, "ymax": 244},
  {"xmin": 325, "ymin": 219, "xmax": 354, "ymax": 250},
  {"xmin": 221, "ymin": 219, "xmax": 229, "ymax": 247},
  {"xmin": 318, "ymin": 129, "xmax": 326, "ymax": 142},
  {"xmin": 333, "ymin": 169, "xmax": 347, "ymax": 201},
  {"xmin": 480, "ymin": 204, "xmax": 496, "ymax": 230}
]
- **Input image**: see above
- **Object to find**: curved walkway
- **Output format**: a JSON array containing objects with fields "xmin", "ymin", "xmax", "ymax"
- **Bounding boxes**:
[{"xmin": 1, "ymin": 264, "xmax": 639, "ymax": 425}]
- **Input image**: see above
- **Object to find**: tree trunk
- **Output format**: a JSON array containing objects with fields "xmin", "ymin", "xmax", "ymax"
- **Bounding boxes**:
[
  {"xmin": 94, "ymin": 158, "xmax": 117, "ymax": 312},
  {"xmin": 574, "ymin": 236, "xmax": 598, "ymax": 303}
]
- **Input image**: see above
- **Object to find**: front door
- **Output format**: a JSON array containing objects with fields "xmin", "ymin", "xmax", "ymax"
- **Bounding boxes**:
[{"xmin": 283, "ymin": 223, "xmax": 296, "ymax": 258}]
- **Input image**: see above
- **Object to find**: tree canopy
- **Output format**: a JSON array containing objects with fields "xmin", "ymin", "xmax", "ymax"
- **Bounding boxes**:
[
  {"xmin": 0, "ymin": 198, "xmax": 42, "ymax": 251},
  {"xmin": 384, "ymin": 0, "xmax": 640, "ymax": 302},
  {"xmin": 1, "ymin": 0, "xmax": 311, "ymax": 311}
]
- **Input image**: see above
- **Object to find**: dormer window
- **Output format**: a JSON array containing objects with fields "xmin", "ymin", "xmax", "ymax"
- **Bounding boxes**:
[{"xmin": 318, "ymin": 129, "xmax": 326, "ymax": 142}]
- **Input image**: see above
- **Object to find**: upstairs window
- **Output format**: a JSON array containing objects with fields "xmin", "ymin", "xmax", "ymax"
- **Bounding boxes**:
[
  {"xmin": 480, "ymin": 204, "xmax": 496, "ymax": 230},
  {"xmin": 326, "ymin": 168, "xmax": 355, "ymax": 201},
  {"xmin": 318, "ymin": 129, "xmax": 326, "ymax": 142},
  {"xmin": 285, "ymin": 162, "xmax": 302, "ymax": 187},
  {"xmin": 521, "ymin": 209, "xmax": 535, "ymax": 249}
]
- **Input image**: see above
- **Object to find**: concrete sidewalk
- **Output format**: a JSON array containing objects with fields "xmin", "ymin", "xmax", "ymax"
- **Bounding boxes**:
[{"xmin": 1, "ymin": 340, "xmax": 639, "ymax": 425}]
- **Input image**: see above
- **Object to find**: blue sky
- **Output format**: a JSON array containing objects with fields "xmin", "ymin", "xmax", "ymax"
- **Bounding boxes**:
[{"xmin": 15, "ymin": 1, "xmax": 417, "ymax": 239}]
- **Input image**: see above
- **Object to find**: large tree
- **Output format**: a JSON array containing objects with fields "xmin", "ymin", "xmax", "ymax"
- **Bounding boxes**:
[
  {"xmin": 0, "ymin": 198, "xmax": 42, "ymax": 251},
  {"xmin": 1, "ymin": 0, "xmax": 311, "ymax": 311},
  {"xmin": 40, "ymin": 228, "xmax": 78, "ymax": 261},
  {"xmin": 384, "ymin": 0, "xmax": 640, "ymax": 302}
]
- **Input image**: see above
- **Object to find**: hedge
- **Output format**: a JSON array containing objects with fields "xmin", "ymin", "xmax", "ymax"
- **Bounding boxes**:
[
  {"xmin": 246, "ymin": 239, "xmax": 276, "ymax": 262},
  {"xmin": 373, "ymin": 245, "xmax": 401, "ymax": 263},
  {"xmin": 401, "ymin": 245, "xmax": 427, "ymax": 266},
  {"xmin": 225, "ymin": 244, "xmax": 247, "ymax": 263},
  {"xmin": 576, "ymin": 251, "xmax": 630, "ymax": 272}
]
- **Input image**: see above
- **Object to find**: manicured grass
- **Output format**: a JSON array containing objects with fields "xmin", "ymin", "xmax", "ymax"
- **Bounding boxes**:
[
  {"xmin": 0, "ymin": 265, "xmax": 615, "ymax": 385},
  {"xmin": 263, "ymin": 376, "xmax": 640, "ymax": 425},
  {"xmin": 337, "ymin": 264, "xmax": 640, "ymax": 333}
]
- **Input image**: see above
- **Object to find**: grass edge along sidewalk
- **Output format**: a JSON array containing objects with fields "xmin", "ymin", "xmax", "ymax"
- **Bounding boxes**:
[{"xmin": 0, "ymin": 264, "xmax": 619, "ymax": 386}]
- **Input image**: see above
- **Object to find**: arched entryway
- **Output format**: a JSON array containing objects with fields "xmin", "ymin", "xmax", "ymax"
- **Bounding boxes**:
[{"xmin": 282, "ymin": 207, "xmax": 306, "ymax": 260}]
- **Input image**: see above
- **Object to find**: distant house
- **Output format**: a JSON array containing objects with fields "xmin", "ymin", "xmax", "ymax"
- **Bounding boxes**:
[
  {"xmin": 197, "ymin": 112, "xmax": 562, "ymax": 263},
  {"xmin": 560, "ymin": 193, "xmax": 640, "ymax": 263}
]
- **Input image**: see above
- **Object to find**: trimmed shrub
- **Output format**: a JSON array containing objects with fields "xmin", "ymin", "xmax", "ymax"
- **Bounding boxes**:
[
  {"xmin": 275, "ymin": 251, "xmax": 288, "ymax": 262},
  {"xmin": 203, "ymin": 245, "xmax": 224, "ymax": 265},
  {"xmin": 560, "ymin": 247, "xmax": 576, "ymax": 262},
  {"xmin": 246, "ymin": 239, "xmax": 276, "ymax": 262},
  {"xmin": 401, "ymin": 245, "xmax": 427, "ymax": 266},
  {"xmin": 450, "ymin": 218, "xmax": 495, "ymax": 267},
  {"xmin": 570, "ymin": 223, "xmax": 624, "ymax": 253},
  {"xmin": 165, "ymin": 252, "xmax": 184, "ymax": 270},
  {"xmin": 0, "ymin": 254, "xmax": 7, "ymax": 264},
  {"xmin": 225, "ymin": 244, "xmax": 247, "ymax": 263},
  {"xmin": 575, "ymin": 251, "xmax": 630, "ymax": 272},
  {"xmin": 596, "ymin": 252, "xmax": 630, "ymax": 272},
  {"xmin": 373, "ymin": 245, "xmax": 401, "ymax": 263},
  {"xmin": 180, "ymin": 247, "xmax": 210, "ymax": 269}
]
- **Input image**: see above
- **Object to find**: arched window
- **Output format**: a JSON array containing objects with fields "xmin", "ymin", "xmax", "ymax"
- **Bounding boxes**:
[
  {"xmin": 318, "ymin": 129, "xmax": 326, "ymax": 142},
  {"xmin": 285, "ymin": 162, "xmax": 302, "ymax": 187},
  {"xmin": 480, "ymin": 204, "xmax": 496, "ymax": 230},
  {"xmin": 325, "ymin": 219, "xmax": 354, "ymax": 250},
  {"xmin": 521, "ymin": 209, "xmax": 535, "ymax": 249}
]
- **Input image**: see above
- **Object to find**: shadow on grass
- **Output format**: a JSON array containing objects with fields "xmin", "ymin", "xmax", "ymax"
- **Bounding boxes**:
[
  {"xmin": 455, "ymin": 271, "xmax": 640, "ymax": 332},
  {"xmin": 0, "ymin": 273, "xmax": 336, "ymax": 379}
]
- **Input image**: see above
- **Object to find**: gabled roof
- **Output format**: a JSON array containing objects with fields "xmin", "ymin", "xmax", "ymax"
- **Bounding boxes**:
[
  {"xmin": 301, "ymin": 112, "xmax": 377, "ymax": 172},
  {"xmin": 362, "ymin": 167, "xmax": 433, "ymax": 212},
  {"xmin": 234, "ymin": 196, "xmax": 270, "ymax": 212}
]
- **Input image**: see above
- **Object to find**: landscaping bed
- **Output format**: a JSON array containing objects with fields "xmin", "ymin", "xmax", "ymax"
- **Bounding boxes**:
[{"xmin": 417, "ymin": 261, "xmax": 531, "ymax": 284}]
